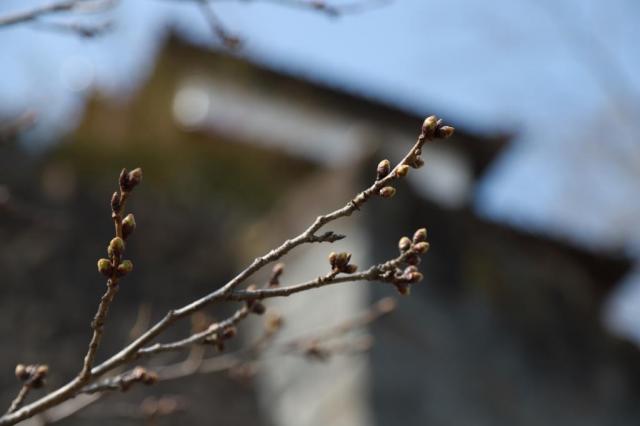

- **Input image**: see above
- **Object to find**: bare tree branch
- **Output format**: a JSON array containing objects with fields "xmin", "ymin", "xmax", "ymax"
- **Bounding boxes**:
[{"xmin": 0, "ymin": 117, "xmax": 453, "ymax": 426}]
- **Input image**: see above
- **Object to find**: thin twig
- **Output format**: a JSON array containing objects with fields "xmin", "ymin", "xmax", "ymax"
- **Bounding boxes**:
[
  {"xmin": 6, "ymin": 387, "xmax": 31, "ymax": 415},
  {"xmin": 0, "ymin": 0, "xmax": 112, "ymax": 28},
  {"xmin": 0, "ymin": 118, "xmax": 452, "ymax": 426}
]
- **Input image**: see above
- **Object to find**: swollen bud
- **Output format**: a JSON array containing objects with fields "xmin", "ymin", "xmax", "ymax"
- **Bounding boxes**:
[
  {"xmin": 436, "ymin": 125, "xmax": 455, "ymax": 139},
  {"xmin": 421, "ymin": 115, "xmax": 438, "ymax": 136},
  {"xmin": 120, "ymin": 167, "xmax": 143, "ymax": 192},
  {"xmin": 376, "ymin": 159, "xmax": 391, "ymax": 180},
  {"xmin": 398, "ymin": 236, "xmax": 412, "ymax": 253},
  {"xmin": 328, "ymin": 252, "xmax": 338, "ymax": 268},
  {"xmin": 396, "ymin": 165, "xmax": 410, "ymax": 177},
  {"xmin": 413, "ymin": 242, "xmax": 430, "ymax": 254},
  {"xmin": 111, "ymin": 192, "xmax": 121, "ymax": 213},
  {"xmin": 15, "ymin": 364, "xmax": 28, "ymax": 381},
  {"xmin": 97, "ymin": 258, "xmax": 113, "ymax": 277},
  {"xmin": 127, "ymin": 168, "xmax": 143, "ymax": 188},
  {"xmin": 122, "ymin": 214, "xmax": 136, "ymax": 239},
  {"xmin": 116, "ymin": 260, "xmax": 133, "ymax": 277},
  {"xmin": 413, "ymin": 228, "xmax": 428, "ymax": 243},
  {"xmin": 108, "ymin": 237, "xmax": 125, "ymax": 257},
  {"xmin": 379, "ymin": 186, "xmax": 396, "ymax": 198}
]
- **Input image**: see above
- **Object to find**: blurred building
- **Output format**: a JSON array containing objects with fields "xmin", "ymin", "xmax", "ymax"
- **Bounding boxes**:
[{"xmin": 2, "ymin": 34, "xmax": 639, "ymax": 426}]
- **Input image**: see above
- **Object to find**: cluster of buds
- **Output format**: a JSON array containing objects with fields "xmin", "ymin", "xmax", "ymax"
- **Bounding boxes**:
[
  {"xmin": 268, "ymin": 263, "xmax": 285, "ymax": 287},
  {"xmin": 421, "ymin": 115, "xmax": 455, "ymax": 141},
  {"xmin": 376, "ymin": 159, "xmax": 398, "ymax": 199},
  {"xmin": 98, "ymin": 167, "xmax": 142, "ymax": 284},
  {"xmin": 383, "ymin": 228, "xmax": 430, "ymax": 295},
  {"xmin": 328, "ymin": 252, "xmax": 358, "ymax": 274},
  {"xmin": 206, "ymin": 326, "xmax": 238, "ymax": 352},
  {"xmin": 15, "ymin": 364, "xmax": 48, "ymax": 389},
  {"xmin": 407, "ymin": 115, "xmax": 456, "ymax": 169},
  {"xmin": 97, "ymin": 237, "xmax": 133, "ymax": 278},
  {"xmin": 118, "ymin": 167, "xmax": 143, "ymax": 193}
]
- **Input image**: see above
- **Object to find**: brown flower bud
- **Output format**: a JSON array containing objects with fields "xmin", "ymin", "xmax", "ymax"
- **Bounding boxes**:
[
  {"xmin": 379, "ymin": 186, "xmax": 396, "ymax": 198},
  {"xmin": 36, "ymin": 365, "xmax": 49, "ymax": 377},
  {"xmin": 436, "ymin": 125, "xmax": 455, "ymax": 139},
  {"xmin": 122, "ymin": 214, "xmax": 136, "ymax": 239},
  {"xmin": 111, "ymin": 191, "xmax": 121, "ymax": 213},
  {"xmin": 396, "ymin": 165, "xmax": 410, "ymax": 177},
  {"xmin": 398, "ymin": 236, "xmax": 412, "ymax": 253},
  {"xmin": 421, "ymin": 115, "xmax": 438, "ymax": 136},
  {"xmin": 15, "ymin": 364, "xmax": 28, "ymax": 381},
  {"xmin": 337, "ymin": 252, "xmax": 351, "ymax": 268},
  {"xmin": 269, "ymin": 263, "xmax": 285, "ymax": 287},
  {"xmin": 413, "ymin": 242, "xmax": 430, "ymax": 254},
  {"xmin": 408, "ymin": 271, "xmax": 423, "ymax": 283},
  {"xmin": 250, "ymin": 301, "xmax": 266, "ymax": 315},
  {"xmin": 120, "ymin": 167, "xmax": 143, "ymax": 192},
  {"xmin": 109, "ymin": 237, "xmax": 125, "ymax": 257},
  {"xmin": 413, "ymin": 228, "xmax": 428, "ymax": 243},
  {"xmin": 376, "ymin": 159, "xmax": 391, "ymax": 180},
  {"xmin": 116, "ymin": 260, "xmax": 134, "ymax": 277},
  {"xmin": 404, "ymin": 265, "xmax": 418, "ymax": 274},
  {"xmin": 127, "ymin": 168, "xmax": 143, "ymax": 188},
  {"xmin": 97, "ymin": 258, "xmax": 113, "ymax": 277},
  {"xmin": 328, "ymin": 252, "xmax": 338, "ymax": 268}
]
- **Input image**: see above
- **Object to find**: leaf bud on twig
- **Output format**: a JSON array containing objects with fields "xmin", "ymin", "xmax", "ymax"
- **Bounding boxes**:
[
  {"xmin": 412, "ymin": 228, "xmax": 428, "ymax": 244},
  {"xmin": 97, "ymin": 259, "xmax": 113, "ymax": 277},
  {"xmin": 436, "ymin": 125, "xmax": 455, "ymax": 139},
  {"xmin": 122, "ymin": 214, "xmax": 136, "ymax": 239},
  {"xmin": 110, "ymin": 192, "xmax": 120, "ymax": 213},
  {"xmin": 269, "ymin": 263, "xmax": 285, "ymax": 287},
  {"xmin": 396, "ymin": 165, "xmax": 410, "ymax": 177},
  {"xmin": 116, "ymin": 260, "xmax": 134, "ymax": 277},
  {"xmin": 108, "ymin": 237, "xmax": 125, "ymax": 258},
  {"xmin": 119, "ymin": 167, "xmax": 143, "ymax": 192},
  {"xmin": 376, "ymin": 159, "xmax": 391, "ymax": 180},
  {"xmin": 421, "ymin": 115, "xmax": 438, "ymax": 137},
  {"xmin": 15, "ymin": 364, "xmax": 28, "ymax": 381},
  {"xmin": 398, "ymin": 236, "xmax": 412, "ymax": 253},
  {"xmin": 413, "ymin": 242, "xmax": 430, "ymax": 254},
  {"xmin": 379, "ymin": 186, "xmax": 396, "ymax": 198}
]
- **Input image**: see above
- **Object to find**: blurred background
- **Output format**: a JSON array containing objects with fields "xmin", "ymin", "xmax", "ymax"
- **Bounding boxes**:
[{"xmin": 1, "ymin": 0, "xmax": 640, "ymax": 424}]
